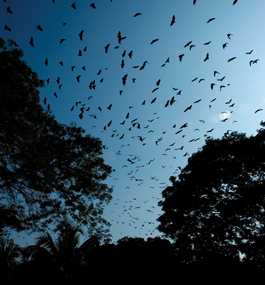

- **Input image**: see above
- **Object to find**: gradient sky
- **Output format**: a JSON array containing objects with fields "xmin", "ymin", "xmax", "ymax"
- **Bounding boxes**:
[{"xmin": 2, "ymin": 0, "xmax": 265, "ymax": 246}]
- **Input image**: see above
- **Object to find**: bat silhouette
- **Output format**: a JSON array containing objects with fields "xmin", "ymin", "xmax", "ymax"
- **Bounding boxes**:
[
  {"xmin": 79, "ymin": 30, "xmax": 84, "ymax": 41},
  {"xmin": 228, "ymin": 57, "xmax": 236, "ymax": 62},
  {"xmin": 179, "ymin": 54, "xmax": 184, "ymax": 61},
  {"xmin": 207, "ymin": 18, "xmax": 215, "ymax": 23},
  {"xmin": 122, "ymin": 74, "xmax": 128, "ymax": 85},
  {"xmin": 170, "ymin": 15, "xmax": 175, "ymax": 26},
  {"xmin": 150, "ymin": 39, "xmax": 159, "ymax": 44},
  {"xmin": 37, "ymin": 25, "xmax": 43, "ymax": 31},
  {"xmin": 105, "ymin": 43, "xmax": 110, "ymax": 53}
]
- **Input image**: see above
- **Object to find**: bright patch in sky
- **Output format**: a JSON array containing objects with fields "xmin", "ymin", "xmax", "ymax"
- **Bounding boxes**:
[{"xmin": 219, "ymin": 111, "xmax": 232, "ymax": 120}]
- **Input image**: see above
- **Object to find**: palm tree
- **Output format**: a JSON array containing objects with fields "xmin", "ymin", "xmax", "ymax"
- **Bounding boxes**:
[
  {"xmin": 22, "ymin": 217, "xmax": 98, "ymax": 279},
  {"xmin": 0, "ymin": 238, "xmax": 21, "ymax": 280}
]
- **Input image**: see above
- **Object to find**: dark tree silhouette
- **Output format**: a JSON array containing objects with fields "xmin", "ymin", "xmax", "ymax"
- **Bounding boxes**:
[
  {"xmin": 0, "ymin": 238, "xmax": 21, "ymax": 281},
  {"xmin": 87, "ymin": 236, "xmax": 178, "ymax": 283},
  {"xmin": 157, "ymin": 123, "xmax": 265, "ymax": 267},
  {"xmin": 21, "ymin": 217, "xmax": 99, "ymax": 279},
  {"xmin": 0, "ymin": 38, "xmax": 112, "ymax": 234}
]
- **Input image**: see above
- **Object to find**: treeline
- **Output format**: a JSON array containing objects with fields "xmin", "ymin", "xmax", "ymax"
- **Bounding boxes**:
[{"xmin": 2, "ymin": 235, "xmax": 265, "ymax": 283}]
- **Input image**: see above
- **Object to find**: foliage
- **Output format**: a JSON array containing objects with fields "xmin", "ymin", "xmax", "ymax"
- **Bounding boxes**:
[
  {"xmin": 21, "ymin": 217, "xmax": 99, "ymax": 279},
  {"xmin": 157, "ymin": 125, "xmax": 265, "ymax": 264},
  {"xmin": 0, "ymin": 238, "xmax": 21, "ymax": 280},
  {"xmin": 0, "ymin": 39, "xmax": 113, "ymax": 234}
]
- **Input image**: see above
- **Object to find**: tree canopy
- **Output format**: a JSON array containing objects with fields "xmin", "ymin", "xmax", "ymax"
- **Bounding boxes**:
[
  {"xmin": 157, "ymin": 125, "xmax": 265, "ymax": 264},
  {"xmin": 0, "ymin": 38, "xmax": 113, "ymax": 235}
]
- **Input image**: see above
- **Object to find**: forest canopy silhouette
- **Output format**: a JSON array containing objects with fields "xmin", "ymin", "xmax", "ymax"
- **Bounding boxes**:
[
  {"xmin": 0, "ymin": 38, "xmax": 113, "ymax": 235},
  {"xmin": 158, "ymin": 124, "xmax": 265, "ymax": 267}
]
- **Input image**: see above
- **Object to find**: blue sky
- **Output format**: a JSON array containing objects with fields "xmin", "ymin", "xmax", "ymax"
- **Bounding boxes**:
[{"xmin": 2, "ymin": 0, "xmax": 265, "ymax": 245}]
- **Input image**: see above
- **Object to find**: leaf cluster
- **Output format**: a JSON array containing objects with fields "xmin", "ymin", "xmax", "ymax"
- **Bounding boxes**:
[
  {"xmin": 0, "ymin": 39, "xmax": 112, "ymax": 233},
  {"xmin": 158, "ymin": 128, "xmax": 265, "ymax": 263}
]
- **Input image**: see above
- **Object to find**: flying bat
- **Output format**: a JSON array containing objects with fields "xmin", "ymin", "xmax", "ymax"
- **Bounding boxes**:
[
  {"xmin": 29, "ymin": 37, "xmax": 34, "ymax": 47},
  {"xmin": 122, "ymin": 74, "xmax": 128, "ymax": 85},
  {"xmin": 121, "ymin": 59, "xmax": 125, "ymax": 68},
  {"xmin": 204, "ymin": 53, "xmax": 209, "ymax": 62},
  {"xmin": 184, "ymin": 105, "xmax": 192, "ymax": 112},
  {"xmin": 140, "ymin": 61, "xmax": 148, "ymax": 70},
  {"xmin": 180, "ymin": 123, "xmax": 188, "ymax": 129},
  {"xmin": 207, "ymin": 18, "xmax": 215, "ymax": 23},
  {"xmin": 250, "ymin": 59, "xmax": 259, "ymax": 66},
  {"xmin": 179, "ymin": 54, "xmax": 184, "ymax": 61},
  {"xmin": 210, "ymin": 83, "xmax": 216, "ymax": 90},
  {"xmin": 246, "ymin": 50, "xmax": 253, "ymax": 55},
  {"xmin": 170, "ymin": 15, "xmax": 175, "ymax": 26},
  {"xmin": 105, "ymin": 43, "xmax": 110, "ymax": 53},
  {"xmin": 184, "ymin": 41, "xmax": 192, "ymax": 48},
  {"xmin": 214, "ymin": 71, "xmax": 219, "ymax": 76},
  {"xmin": 150, "ymin": 39, "xmax": 159, "ymax": 44},
  {"xmin": 7, "ymin": 7, "xmax": 13, "ymax": 13},
  {"xmin": 37, "ymin": 25, "xmax": 43, "ymax": 31},
  {"xmin": 228, "ymin": 57, "xmax": 236, "ymax": 62},
  {"xmin": 117, "ymin": 31, "xmax": 126, "ymax": 44},
  {"xmin": 79, "ymin": 30, "xmax": 84, "ymax": 41}
]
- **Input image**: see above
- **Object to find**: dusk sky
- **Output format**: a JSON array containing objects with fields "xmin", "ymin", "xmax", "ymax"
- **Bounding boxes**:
[{"xmin": 2, "ymin": 0, "xmax": 265, "ymax": 245}]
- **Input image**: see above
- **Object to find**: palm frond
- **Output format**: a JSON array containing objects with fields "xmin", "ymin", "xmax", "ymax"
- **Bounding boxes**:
[
  {"xmin": 20, "ymin": 245, "xmax": 50, "ymax": 261},
  {"xmin": 36, "ymin": 231, "xmax": 58, "ymax": 255}
]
